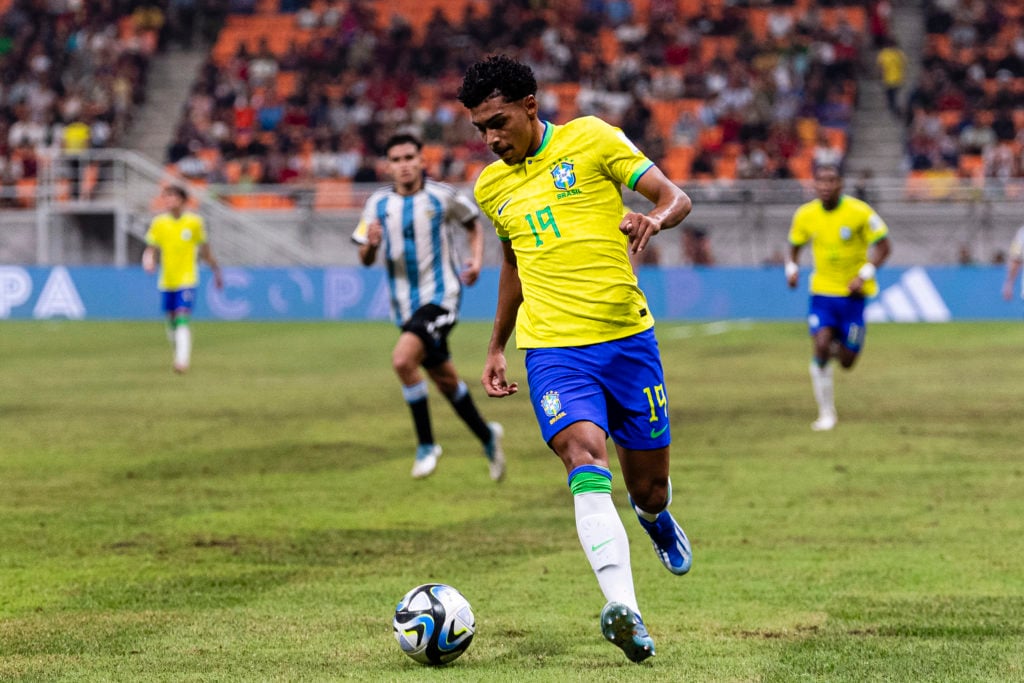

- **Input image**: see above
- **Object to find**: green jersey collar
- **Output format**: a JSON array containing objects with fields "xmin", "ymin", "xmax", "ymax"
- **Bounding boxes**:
[{"xmin": 528, "ymin": 120, "xmax": 554, "ymax": 159}]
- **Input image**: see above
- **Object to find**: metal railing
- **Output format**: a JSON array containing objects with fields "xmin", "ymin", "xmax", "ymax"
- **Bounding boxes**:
[{"xmin": 2, "ymin": 152, "xmax": 1022, "ymax": 267}]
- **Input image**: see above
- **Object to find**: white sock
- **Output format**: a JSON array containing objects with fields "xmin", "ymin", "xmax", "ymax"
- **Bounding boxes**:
[
  {"xmin": 575, "ymin": 492, "xmax": 639, "ymax": 614},
  {"xmin": 809, "ymin": 361, "xmax": 835, "ymax": 417},
  {"xmin": 174, "ymin": 324, "xmax": 192, "ymax": 367}
]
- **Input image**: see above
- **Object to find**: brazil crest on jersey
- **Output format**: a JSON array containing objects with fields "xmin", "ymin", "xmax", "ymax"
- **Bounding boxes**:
[
  {"xmin": 145, "ymin": 211, "xmax": 207, "ymax": 291},
  {"xmin": 788, "ymin": 195, "xmax": 889, "ymax": 297},
  {"xmin": 474, "ymin": 116, "xmax": 655, "ymax": 348}
]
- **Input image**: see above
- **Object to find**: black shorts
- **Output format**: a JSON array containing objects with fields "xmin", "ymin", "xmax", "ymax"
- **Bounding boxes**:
[{"xmin": 401, "ymin": 304, "xmax": 458, "ymax": 368}]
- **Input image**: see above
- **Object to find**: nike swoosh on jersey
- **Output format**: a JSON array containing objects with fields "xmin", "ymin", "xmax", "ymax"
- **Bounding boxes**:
[
  {"xmin": 650, "ymin": 424, "xmax": 668, "ymax": 438},
  {"xmin": 496, "ymin": 198, "xmax": 512, "ymax": 216}
]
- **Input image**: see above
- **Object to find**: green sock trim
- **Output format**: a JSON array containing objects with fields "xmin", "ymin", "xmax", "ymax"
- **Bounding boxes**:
[
  {"xmin": 173, "ymin": 315, "xmax": 189, "ymax": 328},
  {"xmin": 569, "ymin": 470, "xmax": 613, "ymax": 496}
]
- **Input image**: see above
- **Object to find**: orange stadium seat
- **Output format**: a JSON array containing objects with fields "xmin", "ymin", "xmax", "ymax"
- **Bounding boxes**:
[
  {"xmin": 420, "ymin": 144, "xmax": 445, "ymax": 176},
  {"xmin": 549, "ymin": 82, "xmax": 581, "ymax": 122},
  {"xmin": 275, "ymin": 71, "xmax": 299, "ymax": 97},
  {"xmin": 823, "ymin": 127, "xmax": 847, "ymax": 153},
  {"xmin": 313, "ymin": 179, "xmax": 355, "ymax": 210},
  {"xmin": 958, "ymin": 155, "xmax": 984, "ymax": 181},
  {"xmin": 820, "ymin": 6, "xmax": 866, "ymax": 32},
  {"xmin": 661, "ymin": 146, "xmax": 694, "ymax": 182},
  {"xmin": 714, "ymin": 155, "xmax": 737, "ymax": 180},
  {"xmin": 15, "ymin": 178, "xmax": 36, "ymax": 208},
  {"xmin": 226, "ymin": 193, "xmax": 297, "ymax": 210}
]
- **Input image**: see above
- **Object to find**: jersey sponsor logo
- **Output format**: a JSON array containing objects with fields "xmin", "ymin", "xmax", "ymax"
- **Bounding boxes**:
[
  {"xmin": 180, "ymin": 229, "xmax": 192, "ymax": 241},
  {"xmin": 839, "ymin": 226, "xmax": 852, "ymax": 241},
  {"xmin": 550, "ymin": 160, "xmax": 576, "ymax": 191},
  {"xmin": 650, "ymin": 424, "xmax": 668, "ymax": 439},
  {"xmin": 865, "ymin": 267, "xmax": 951, "ymax": 322}
]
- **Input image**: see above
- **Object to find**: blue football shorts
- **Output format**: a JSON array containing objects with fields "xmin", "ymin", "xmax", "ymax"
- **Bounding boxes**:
[
  {"xmin": 161, "ymin": 287, "xmax": 195, "ymax": 314},
  {"xmin": 808, "ymin": 294, "xmax": 866, "ymax": 352},
  {"xmin": 524, "ymin": 327, "xmax": 672, "ymax": 450}
]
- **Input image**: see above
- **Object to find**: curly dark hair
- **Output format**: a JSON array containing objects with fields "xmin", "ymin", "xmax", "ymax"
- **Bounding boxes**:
[{"xmin": 457, "ymin": 54, "xmax": 538, "ymax": 109}]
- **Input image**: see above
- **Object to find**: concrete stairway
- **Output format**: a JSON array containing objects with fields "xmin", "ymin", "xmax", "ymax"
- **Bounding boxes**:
[
  {"xmin": 123, "ymin": 46, "xmax": 207, "ymax": 165},
  {"xmin": 843, "ymin": 1, "xmax": 925, "ymax": 177}
]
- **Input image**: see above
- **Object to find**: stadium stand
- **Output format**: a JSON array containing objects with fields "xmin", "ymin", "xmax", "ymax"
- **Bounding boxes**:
[
  {"xmin": 903, "ymin": 0, "xmax": 1024, "ymax": 193},
  {"xmin": 0, "ymin": 1, "xmax": 165, "ymax": 207},
  {"xmin": 157, "ymin": 0, "xmax": 876, "ymax": 193}
]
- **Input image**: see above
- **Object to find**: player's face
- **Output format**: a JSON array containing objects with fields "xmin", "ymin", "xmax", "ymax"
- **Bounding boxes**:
[
  {"xmin": 814, "ymin": 168, "xmax": 842, "ymax": 205},
  {"xmin": 469, "ymin": 95, "xmax": 539, "ymax": 165},
  {"xmin": 386, "ymin": 142, "xmax": 424, "ymax": 189},
  {"xmin": 163, "ymin": 190, "xmax": 185, "ymax": 212}
]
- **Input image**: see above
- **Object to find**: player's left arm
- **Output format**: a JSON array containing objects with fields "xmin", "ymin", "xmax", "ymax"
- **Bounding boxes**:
[
  {"xmin": 621, "ymin": 165, "xmax": 692, "ymax": 255},
  {"xmin": 849, "ymin": 235, "xmax": 891, "ymax": 294},
  {"xmin": 199, "ymin": 242, "xmax": 224, "ymax": 290}
]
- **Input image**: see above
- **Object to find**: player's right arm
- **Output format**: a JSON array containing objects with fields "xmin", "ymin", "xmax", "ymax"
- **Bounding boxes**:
[
  {"xmin": 142, "ymin": 245, "xmax": 157, "ymax": 273},
  {"xmin": 482, "ymin": 239, "xmax": 522, "ymax": 398},
  {"xmin": 353, "ymin": 219, "xmax": 382, "ymax": 266},
  {"xmin": 1004, "ymin": 228, "xmax": 1024, "ymax": 301},
  {"xmin": 786, "ymin": 206, "xmax": 809, "ymax": 289},
  {"xmin": 142, "ymin": 219, "xmax": 159, "ymax": 273}
]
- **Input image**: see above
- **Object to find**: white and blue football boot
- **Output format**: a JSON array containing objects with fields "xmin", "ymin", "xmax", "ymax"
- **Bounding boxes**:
[
  {"xmin": 411, "ymin": 444, "xmax": 442, "ymax": 479},
  {"xmin": 600, "ymin": 601, "xmax": 655, "ymax": 663},
  {"xmin": 630, "ymin": 497, "xmax": 692, "ymax": 575}
]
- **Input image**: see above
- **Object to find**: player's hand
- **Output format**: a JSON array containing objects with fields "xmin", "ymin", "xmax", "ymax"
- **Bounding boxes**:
[
  {"xmin": 142, "ymin": 250, "xmax": 156, "ymax": 274},
  {"xmin": 460, "ymin": 260, "xmax": 481, "ymax": 286},
  {"xmin": 366, "ymin": 221, "xmax": 383, "ymax": 247},
  {"xmin": 482, "ymin": 351, "xmax": 518, "ymax": 398},
  {"xmin": 1003, "ymin": 282, "xmax": 1014, "ymax": 301},
  {"xmin": 619, "ymin": 211, "xmax": 660, "ymax": 255},
  {"xmin": 213, "ymin": 270, "xmax": 224, "ymax": 290},
  {"xmin": 786, "ymin": 272, "xmax": 798, "ymax": 289},
  {"xmin": 848, "ymin": 276, "xmax": 865, "ymax": 294}
]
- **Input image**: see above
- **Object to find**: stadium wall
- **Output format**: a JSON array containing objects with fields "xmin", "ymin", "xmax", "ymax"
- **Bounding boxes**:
[{"xmin": 0, "ymin": 266, "xmax": 1018, "ymax": 322}]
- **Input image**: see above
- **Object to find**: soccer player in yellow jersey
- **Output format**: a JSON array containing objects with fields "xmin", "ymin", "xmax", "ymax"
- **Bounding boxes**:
[
  {"xmin": 142, "ymin": 186, "xmax": 223, "ymax": 373},
  {"xmin": 458, "ymin": 55, "xmax": 693, "ymax": 664},
  {"xmin": 786, "ymin": 164, "xmax": 892, "ymax": 431}
]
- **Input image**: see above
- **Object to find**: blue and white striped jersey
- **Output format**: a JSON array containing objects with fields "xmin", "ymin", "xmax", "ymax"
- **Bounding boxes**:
[{"xmin": 352, "ymin": 179, "xmax": 480, "ymax": 324}]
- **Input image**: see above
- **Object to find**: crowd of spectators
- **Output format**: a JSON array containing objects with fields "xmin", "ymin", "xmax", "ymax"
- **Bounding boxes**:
[
  {"xmin": 0, "ymin": 0, "xmax": 165, "ymax": 200},
  {"xmin": 165, "ymin": 0, "xmax": 876, "ymax": 188},
  {"xmin": 902, "ymin": 0, "xmax": 1024, "ymax": 182}
]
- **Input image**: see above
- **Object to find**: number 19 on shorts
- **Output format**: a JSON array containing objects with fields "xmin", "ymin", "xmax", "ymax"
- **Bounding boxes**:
[{"xmin": 642, "ymin": 384, "xmax": 668, "ymax": 422}]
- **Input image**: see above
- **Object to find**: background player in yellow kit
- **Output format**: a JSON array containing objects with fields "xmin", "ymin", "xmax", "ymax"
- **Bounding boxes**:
[
  {"xmin": 786, "ymin": 164, "xmax": 892, "ymax": 431},
  {"xmin": 458, "ymin": 54, "xmax": 693, "ymax": 664},
  {"xmin": 142, "ymin": 185, "xmax": 223, "ymax": 373}
]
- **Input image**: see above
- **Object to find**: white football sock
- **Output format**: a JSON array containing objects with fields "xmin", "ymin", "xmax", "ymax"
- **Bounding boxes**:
[
  {"xmin": 575, "ymin": 492, "xmax": 639, "ymax": 615},
  {"xmin": 809, "ymin": 361, "xmax": 835, "ymax": 417},
  {"xmin": 174, "ymin": 324, "xmax": 192, "ymax": 368}
]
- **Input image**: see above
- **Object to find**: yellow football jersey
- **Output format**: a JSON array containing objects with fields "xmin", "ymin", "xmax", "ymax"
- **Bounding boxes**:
[
  {"xmin": 474, "ymin": 116, "xmax": 655, "ymax": 348},
  {"xmin": 145, "ymin": 211, "xmax": 207, "ymax": 291},
  {"xmin": 789, "ymin": 195, "xmax": 889, "ymax": 297}
]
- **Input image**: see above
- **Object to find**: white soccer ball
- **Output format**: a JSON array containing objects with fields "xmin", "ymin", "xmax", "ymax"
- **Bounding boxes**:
[{"xmin": 392, "ymin": 583, "xmax": 476, "ymax": 665}]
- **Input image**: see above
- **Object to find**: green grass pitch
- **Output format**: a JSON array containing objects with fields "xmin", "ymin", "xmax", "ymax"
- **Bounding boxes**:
[{"xmin": 1, "ymin": 320, "xmax": 1022, "ymax": 681}]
